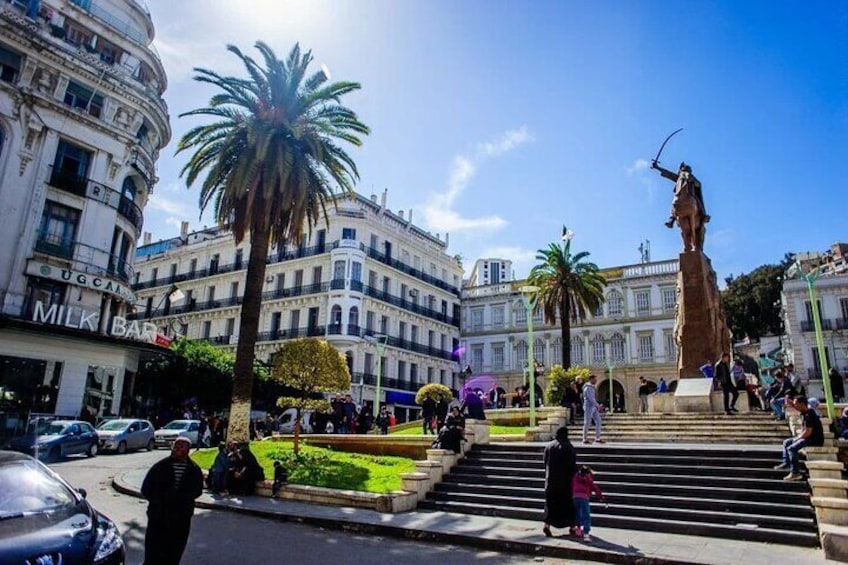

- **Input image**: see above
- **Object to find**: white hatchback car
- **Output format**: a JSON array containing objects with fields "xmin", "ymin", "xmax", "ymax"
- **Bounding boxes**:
[{"xmin": 153, "ymin": 420, "xmax": 209, "ymax": 448}]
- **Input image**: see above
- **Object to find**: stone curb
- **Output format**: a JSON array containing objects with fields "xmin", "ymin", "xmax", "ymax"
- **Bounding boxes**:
[{"xmin": 112, "ymin": 472, "xmax": 697, "ymax": 565}]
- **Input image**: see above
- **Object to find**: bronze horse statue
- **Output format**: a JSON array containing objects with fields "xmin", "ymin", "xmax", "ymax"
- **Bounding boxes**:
[{"xmin": 652, "ymin": 161, "xmax": 709, "ymax": 252}]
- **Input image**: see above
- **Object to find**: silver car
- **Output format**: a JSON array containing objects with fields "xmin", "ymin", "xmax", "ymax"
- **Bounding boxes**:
[
  {"xmin": 153, "ymin": 420, "xmax": 206, "ymax": 448},
  {"xmin": 96, "ymin": 419, "xmax": 155, "ymax": 454}
]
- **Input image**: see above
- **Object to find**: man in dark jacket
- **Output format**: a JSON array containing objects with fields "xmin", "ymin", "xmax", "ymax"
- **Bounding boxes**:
[
  {"xmin": 141, "ymin": 437, "xmax": 204, "ymax": 565},
  {"xmin": 715, "ymin": 352, "xmax": 737, "ymax": 415},
  {"xmin": 422, "ymin": 393, "xmax": 437, "ymax": 434}
]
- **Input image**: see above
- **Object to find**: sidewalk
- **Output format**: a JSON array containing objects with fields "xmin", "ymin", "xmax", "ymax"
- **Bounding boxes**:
[{"xmin": 114, "ymin": 470, "xmax": 836, "ymax": 565}]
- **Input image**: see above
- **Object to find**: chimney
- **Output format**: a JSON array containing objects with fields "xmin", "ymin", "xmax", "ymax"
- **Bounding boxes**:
[
  {"xmin": 445, "ymin": 232, "xmax": 450, "ymax": 247},
  {"xmin": 370, "ymin": 193, "xmax": 378, "ymax": 202},
  {"xmin": 180, "ymin": 221, "xmax": 189, "ymax": 237},
  {"xmin": 143, "ymin": 232, "xmax": 152, "ymax": 245},
  {"xmin": 398, "ymin": 210, "xmax": 404, "ymax": 219},
  {"xmin": 407, "ymin": 209, "xmax": 413, "ymax": 224},
  {"xmin": 381, "ymin": 188, "xmax": 387, "ymax": 208}
]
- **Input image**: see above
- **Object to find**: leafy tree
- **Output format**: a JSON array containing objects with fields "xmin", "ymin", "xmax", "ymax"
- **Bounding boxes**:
[
  {"xmin": 272, "ymin": 339, "xmax": 351, "ymax": 453},
  {"xmin": 722, "ymin": 256, "xmax": 793, "ymax": 341},
  {"xmin": 138, "ymin": 339, "xmax": 268, "ymax": 415},
  {"xmin": 544, "ymin": 365, "xmax": 591, "ymax": 406},
  {"xmin": 177, "ymin": 42, "xmax": 368, "ymax": 441},
  {"xmin": 415, "ymin": 383, "xmax": 453, "ymax": 405},
  {"xmin": 527, "ymin": 226, "xmax": 607, "ymax": 370}
]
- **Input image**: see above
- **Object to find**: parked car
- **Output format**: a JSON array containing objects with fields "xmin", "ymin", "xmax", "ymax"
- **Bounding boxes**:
[
  {"xmin": 0, "ymin": 450, "xmax": 124, "ymax": 564},
  {"xmin": 6, "ymin": 420, "xmax": 99, "ymax": 462},
  {"xmin": 96, "ymin": 418, "xmax": 155, "ymax": 454},
  {"xmin": 276, "ymin": 408, "xmax": 313, "ymax": 434},
  {"xmin": 153, "ymin": 420, "xmax": 209, "ymax": 448}
]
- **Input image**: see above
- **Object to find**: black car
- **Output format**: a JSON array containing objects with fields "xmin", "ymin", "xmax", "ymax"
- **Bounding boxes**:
[{"xmin": 0, "ymin": 451, "xmax": 124, "ymax": 564}]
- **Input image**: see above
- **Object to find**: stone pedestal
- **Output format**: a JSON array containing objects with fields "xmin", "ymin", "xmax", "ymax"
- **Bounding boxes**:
[
  {"xmin": 673, "ymin": 378, "xmax": 713, "ymax": 413},
  {"xmin": 676, "ymin": 251, "xmax": 730, "ymax": 379}
]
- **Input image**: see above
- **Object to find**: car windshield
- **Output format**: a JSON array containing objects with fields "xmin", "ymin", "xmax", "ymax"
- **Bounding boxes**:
[
  {"xmin": 98, "ymin": 420, "xmax": 129, "ymax": 431},
  {"xmin": 162, "ymin": 421, "xmax": 189, "ymax": 430},
  {"xmin": 0, "ymin": 460, "xmax": 76, "ymax": 516},
  {"xmin": 40, "ymin": 423, "xmax": 68, "ymax": 436}
]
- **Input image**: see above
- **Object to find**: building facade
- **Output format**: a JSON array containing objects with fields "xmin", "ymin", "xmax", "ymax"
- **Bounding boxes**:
[
  {"xmin": 466, "ymin": 257, "xmax": 512, "ymax": 287},
  {"xmin": 0, "ymin": 0, "xmax": 169, "ymax": 427},
  {"xmin": 131, "ymin": 192, "xmax": 464, "ymax": 421},
  {"xmin": 459, "ymin": 259, "xmax": 680, "ymax": 411},
  {"xmin": 782, "ymin": 242, "xmax": 848, "ymax": 397}
]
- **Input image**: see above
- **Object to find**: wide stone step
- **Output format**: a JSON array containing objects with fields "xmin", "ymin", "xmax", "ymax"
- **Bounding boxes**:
[
  {"xmin": 417, "ymin": 500, "xmax": 820, "ymax": 547},
  {"xmin": 459, "ymin": 459, "xmax": 793, "ymax": 479},
  {"xmin": 478, "ymin": 444, "xmax": 784, "ymax": 459},
  {"xmin": 448, "ymin": 467, "xmax": 806, "ymax": 491},
  {"xmin": 424, "ymin": 491, "xmax": 817, "ymax": 532},
  {"xmin": 431, "ymin": 484, "xmax": 815, "ymax": 518},
  {"xmin": 466, "ymin": 452, "xmax": 786, "ymax": 468},
  {"xmin": 439, "ymin": 476, "xmax": 810, "ymax": 502}
]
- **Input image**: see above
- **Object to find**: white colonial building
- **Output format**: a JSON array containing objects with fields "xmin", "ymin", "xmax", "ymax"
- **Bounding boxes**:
[
  {"xmin": 782, "ymin": 242, "xmax": 848, "ymax": 397},
  {"xmin": 132, "ymin": 192, "xmax": 464, "ymax": 421},
  {"xmin": 459, "ymin": 258, "xmax": 680, "ymax": 411},
  {"xmin": 0, "ymin": 0, "xmax": 169, "ymax": 426}
]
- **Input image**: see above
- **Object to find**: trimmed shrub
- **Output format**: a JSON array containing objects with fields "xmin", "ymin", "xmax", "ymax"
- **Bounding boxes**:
[
  {"xmin": 415, "ymin": 383, "xmax": 453, "ymax": 405},
  {"xmin": 545, "ymin": 365, "xmax": 592, "ymax": 406}
]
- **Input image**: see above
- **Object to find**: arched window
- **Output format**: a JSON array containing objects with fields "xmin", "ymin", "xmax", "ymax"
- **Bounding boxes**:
[
  {"xmin": 348, "ymin": 306, "xmax": 359, "ymax": 329},
  {"xmin": 330, "ymin": 304, "xmax": 342, "ymax": 325},
  {"xmin": 592, "ymin": 335, "xmax": 606, "ymax": 364},
  {"xmin": 515, "ymin": 304, "xmax": 527, "ymax": 325},
  {"xmin": 534, "ymin": 338, "xmax": 545, "ymax": 366},
  {"xmin": 610, "ymin": 333, "xmax": 626, "ymax": 362},
  {"xmin": 121, "ymin": 177, "xmax": 137, "ymax": 200},
  {"xmin": 607, "ymin": 291, "xmax": 623, "ymax": 317},
  {"xmin": 571, "ymin": 336, "xmax": 584, "ymax": 365},
  {"xmin": 551, "ymin": 337, "xmax": 562, "ymax": 366},
  {"xmin": 515, "ymin": 340, "xmax": 528, "ymax": 369}
]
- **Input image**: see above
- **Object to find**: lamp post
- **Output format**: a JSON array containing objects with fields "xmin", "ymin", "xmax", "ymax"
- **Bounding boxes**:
[
  {"xmin": 520, "ymin": 285, "xmax": 540, "ymax": 427},
  {"xmin": 795, "ymin": 262, "xmax": 834, "ymax": 418},
  {"xmin": 365, "ymin": 334, "xmax": 388, "ymax": 418}
]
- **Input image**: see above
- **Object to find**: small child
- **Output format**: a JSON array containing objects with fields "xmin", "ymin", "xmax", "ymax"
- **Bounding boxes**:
[
  {"xmin": 572, "ymin": 465, "xmax": 606, "ymax": 541},
  {"xmin": 271, "ymin": 460, "xmax": 288, "ymax": 496}
]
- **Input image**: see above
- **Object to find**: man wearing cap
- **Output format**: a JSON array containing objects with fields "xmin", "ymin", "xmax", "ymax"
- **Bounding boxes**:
[
  {"xmin": 774, "ymin": 397, "xmax": 824, "ymax": 481},
  {"xmin": 141, "ymin": 437, "xmax": 204, "ymax": 564}
]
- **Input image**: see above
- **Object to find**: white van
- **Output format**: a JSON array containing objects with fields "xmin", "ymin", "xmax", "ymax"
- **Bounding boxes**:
[{"xmin": 276, "ymin": 408, "xmax": 313, "ymax": 434}]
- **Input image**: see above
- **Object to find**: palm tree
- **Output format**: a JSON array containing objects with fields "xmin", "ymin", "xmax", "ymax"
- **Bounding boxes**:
[
  {"xmin": 177, "ymin": 42, "xmax": 369, "ymax": 442},
  {"xmin": 527, "ymin": 226, "xmax": 607, "ymax": 370}
]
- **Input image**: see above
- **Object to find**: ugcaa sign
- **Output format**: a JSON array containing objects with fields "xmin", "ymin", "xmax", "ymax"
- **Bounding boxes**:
[{"xmin": 33, "ymin": 302, "xmax": 159, "ymax": 344}]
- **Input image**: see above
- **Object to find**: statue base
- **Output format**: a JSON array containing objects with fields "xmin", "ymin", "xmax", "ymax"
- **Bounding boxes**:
[
  {"xmin": 675, "ymin": 250, "xmax": 730, "ymax": 379},
  {"xmin": 673, "ymin": 378, "xmax": 714, "ymax": 413}
]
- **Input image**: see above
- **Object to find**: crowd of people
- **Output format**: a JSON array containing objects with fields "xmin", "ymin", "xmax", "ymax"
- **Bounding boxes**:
[{"xmin": 206, "ymin": 441, "xmax": 266, "ymax": 495}]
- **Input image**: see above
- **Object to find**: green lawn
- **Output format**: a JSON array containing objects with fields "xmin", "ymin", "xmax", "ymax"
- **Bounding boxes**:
[
  {"xmin": 191, "ymin": 441, "xmax": 415, "ymax": 494},
  {"xmin": 390, "ymin": 424, "xmax": 528, "ymax": 435}
]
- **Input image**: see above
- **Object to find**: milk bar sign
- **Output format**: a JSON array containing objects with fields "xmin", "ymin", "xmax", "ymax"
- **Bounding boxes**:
[
  {"xmin": 26, "ymin": 261, "xmax": 136, "ymax": 303},
  {"xmin": 32, "ymin": 301, "xmax": 165, "ymax": 345}
]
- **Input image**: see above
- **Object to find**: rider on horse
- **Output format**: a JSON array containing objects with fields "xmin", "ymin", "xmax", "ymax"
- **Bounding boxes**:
[{"xmin": 651, "ymin": 161, "xmax": 710, "ymax": 228}]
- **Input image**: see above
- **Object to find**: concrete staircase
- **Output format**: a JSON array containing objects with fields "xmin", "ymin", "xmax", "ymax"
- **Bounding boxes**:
[
  {"xmin": 420, "ymin": 443, "xmax": 819, "ymax": 547},
  {"xmin": 558, "ymin": 411, "xmax": 792, "ymax": 444}
]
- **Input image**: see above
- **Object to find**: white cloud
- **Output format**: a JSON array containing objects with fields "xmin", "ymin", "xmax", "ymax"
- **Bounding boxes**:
[
  {"xmin": 627, "ymin": 158, "xmax": 650, "ymax": 175},
  {"xmin": 477, "ymin": 126, "xmax": 533, "ymax": 158},
  {"xmin": 164, "ymin": 217, "xmax": 185, "ymax": 229},
  {"xmin": 147, "ymin": 192, "xmax": 191, "ymax": 216},
  {"xmin": 423, "ymin": 126, "xmax": 533, "ymax": 234}
]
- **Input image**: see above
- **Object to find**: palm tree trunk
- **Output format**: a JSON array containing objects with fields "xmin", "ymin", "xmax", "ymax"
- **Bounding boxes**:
[
  {"xmin": 228, "ymin": 214, "xmax": 271, "ymax": 443},
  {"xmin": 561, "ymin": 295, "xmax": 571, "ymax": 370}
]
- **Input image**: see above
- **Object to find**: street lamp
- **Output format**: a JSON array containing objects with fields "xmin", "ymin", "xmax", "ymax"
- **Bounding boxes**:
[
  {"xmin": 794, "ymin": 261, "xmax": 835, "ymax": 418},
  {"xmin": 365, "ymin": 334, "xmax": 388, "ymax": 418},
  {"xmin": 520, "ymin": 285, "xmax": 540, "ymax": 427}
]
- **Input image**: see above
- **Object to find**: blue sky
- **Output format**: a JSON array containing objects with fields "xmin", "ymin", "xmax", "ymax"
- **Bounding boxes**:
[{"xmin": 145, "ymin": 0, "xmax": 847, "ymax": 283}]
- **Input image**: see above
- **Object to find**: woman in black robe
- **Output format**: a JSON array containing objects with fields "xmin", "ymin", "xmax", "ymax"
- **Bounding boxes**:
[{"xmin": 542, "ymin": 425, "xmax": 577, "ymax": 536}]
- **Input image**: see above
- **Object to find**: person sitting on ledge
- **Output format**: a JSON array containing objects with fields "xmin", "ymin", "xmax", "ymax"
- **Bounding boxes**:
[{"xmin": 774, "ymin": 397, "xmax": 823, "ymax": 481}]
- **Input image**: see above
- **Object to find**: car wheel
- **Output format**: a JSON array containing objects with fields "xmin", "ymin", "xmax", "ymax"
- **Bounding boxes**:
[
  {"xmin": 147, "ymin": 439, "xmax": 155, "ymax": 451},
  {"xmin": 49, "ymin": 446, "xmax": 61, "ymax": 462},
  {"xmin": 116, "ymin": 441, "xmax": 127, "ymax": 455},
  {"xmin": 87, "ymin": 442, "xmax": 98, "ymax": 457}
]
